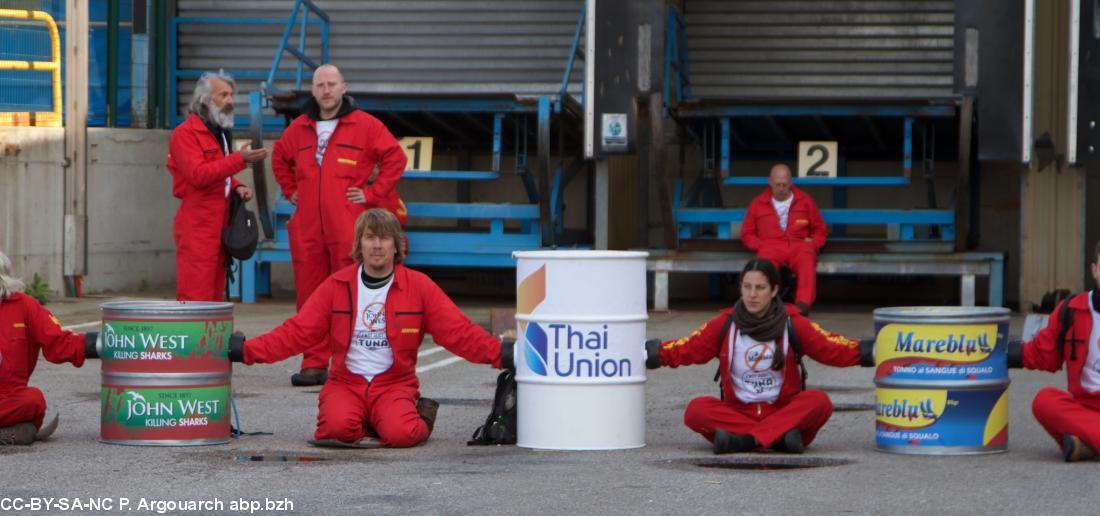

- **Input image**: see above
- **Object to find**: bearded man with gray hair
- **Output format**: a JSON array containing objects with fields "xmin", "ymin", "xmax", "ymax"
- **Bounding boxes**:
[{"xmin": 167, "ymin": 72, "xmax": 266, "ymax": 300}]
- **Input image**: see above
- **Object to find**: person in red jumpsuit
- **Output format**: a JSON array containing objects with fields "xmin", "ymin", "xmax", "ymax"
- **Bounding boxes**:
[
  {"xmin": 168, "ymin": 72, "xmax": 265, "ymax": 301},
  {"xmin": 0, "ymin": 251, "xmax": 98, "ymax": 445},
  {"xmin": 740, "ymin": 164, "xmax": 826, "ymax": 315},
  {"xmin": 271, "ymin": 64, "xmax": 408, "ymax": 387},
  {"xmin": 1009, "ymin": 240, "xmax": 1100, "ymax": 462},
  {"xmin": 645, "ymin": 258, "xmax": 866, "ymax": 454},
  {"xmin": 229, "ymin": 209, "xmax": 510, "ymax": 448}
]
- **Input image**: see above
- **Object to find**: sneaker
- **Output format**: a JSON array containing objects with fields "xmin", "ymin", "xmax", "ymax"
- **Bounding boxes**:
[
  {"xmin": 1062, "ymin": 434, "xmax": 1096, "ymax": 462},
  {"xmin": 0, "ymin": 423, "xmax": 37, "ymax": 446},
  {"xmin": 713, "ymin": 428, "xmax": 756, "ymax": 454},
  {"xmin": 291, "ymin": 368, "xmax": 328, "ymax": 387},
  {"xmin": 36, "ymin": 414, "xmax": 59, "ymax": 441},
  {"xmin": 779, "ymin": 428, "xmax": 805, "ymax": 454},
  {"xmin": 416, "ymin": 397, "xmax": 440, "ymax": 434}
]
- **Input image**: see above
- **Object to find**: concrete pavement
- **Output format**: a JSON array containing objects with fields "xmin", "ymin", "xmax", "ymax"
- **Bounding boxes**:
[{"xmin": 2, "ymin": 294, "xmax": 1096, "ymax": 515}]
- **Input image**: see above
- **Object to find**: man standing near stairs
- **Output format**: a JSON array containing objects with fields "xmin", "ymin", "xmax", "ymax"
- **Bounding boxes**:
[{"xmin": 272, "ymin": 64, "xmax": 409, "ymax": 387}]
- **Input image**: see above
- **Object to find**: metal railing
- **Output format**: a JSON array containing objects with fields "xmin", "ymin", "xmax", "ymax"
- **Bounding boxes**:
[
  {"xmin": 0, "ymin": 9, "xmax": 61, "ymax": 127},
  {"xmin": 169, "ymin": 0, "xmax": 329, "ymax": 127}
]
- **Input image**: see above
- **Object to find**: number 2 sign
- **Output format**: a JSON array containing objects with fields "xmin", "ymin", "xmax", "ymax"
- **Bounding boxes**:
[{"xmin": 797, "ymin": 141, "xmax": 838, "ymax": 178}]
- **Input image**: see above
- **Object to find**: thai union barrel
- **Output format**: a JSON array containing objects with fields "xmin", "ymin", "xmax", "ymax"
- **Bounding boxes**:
[
  {"xmin": 513, "ymin": 250, "xmax": 648, "ymax": 450},
  {"xmin": 872, "ymin": 306, "xmax": 1010, "ymax": 455},
  {"xmin": 98, "ymin": 301, "xmax": 233, "ymax": 446}
]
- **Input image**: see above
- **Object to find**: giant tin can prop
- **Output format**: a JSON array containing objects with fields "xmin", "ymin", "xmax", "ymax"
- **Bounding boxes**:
[
  {"xmin": 872, "ymin": 307, "xmax": 1010, "ymax": 455},
  {"xmin": 98, "ymin": 301, "xmax": 233, "ymax": 445}
]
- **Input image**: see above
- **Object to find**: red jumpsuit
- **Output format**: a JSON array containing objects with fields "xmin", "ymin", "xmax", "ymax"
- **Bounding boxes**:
[
  {"xmin": 271, "ymin": 97, "xmax": 408, "ymax": 371},
  {"xmin": 1022, "ymin": 293, "xmax": 1100, "ymax": 453},
  {"xmin": 167, "ymin": 114, "xmax": 245, "ymax": 301},
  {"xmin": 741, "ymin": 187, "xmax": 826, "ymax": 309},
  {"xmin": 658, "ymin": 304, "xmax": 859, "ymax": 450},
  {"xmin": 243, "ymin": 263, "xmax": 501, "ymax": 447},
  {"xmin": 0, "ymin": 293, "xmax": 87, "ymax": 430}
]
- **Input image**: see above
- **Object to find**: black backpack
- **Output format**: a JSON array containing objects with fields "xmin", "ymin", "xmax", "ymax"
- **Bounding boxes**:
[
  {"xmin": 222, "ymin": 195, "xmax": 259, "ymax": 260},
  {"xmin": 468, "ymin": 369, "xmax": 517, "ymax": 446},
  {"xmin": 1056, "ymin": 293, "xmax": 1085, "ymax": 360}
]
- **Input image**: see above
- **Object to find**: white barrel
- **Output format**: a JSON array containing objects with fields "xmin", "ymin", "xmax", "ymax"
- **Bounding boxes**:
[{"xmin": 513, "ymin": 250, "xmax": 648, "ymax": 450}]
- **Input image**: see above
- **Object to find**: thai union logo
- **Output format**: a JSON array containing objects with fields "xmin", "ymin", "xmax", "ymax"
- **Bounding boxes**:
[{"xmin": 517, "ymin": 265, "xmax": 548, "ymax": 376}]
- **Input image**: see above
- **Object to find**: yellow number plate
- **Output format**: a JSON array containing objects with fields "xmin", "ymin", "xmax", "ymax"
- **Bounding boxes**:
[{"xmin": 398, "ymin": 137, "xmax": 433, "ymax": 171}]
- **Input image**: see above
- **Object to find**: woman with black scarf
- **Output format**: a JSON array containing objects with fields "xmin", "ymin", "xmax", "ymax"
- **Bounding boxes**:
[{"xmin": 645, "ymin": 258, "xmax": 865, "ymax": 454}]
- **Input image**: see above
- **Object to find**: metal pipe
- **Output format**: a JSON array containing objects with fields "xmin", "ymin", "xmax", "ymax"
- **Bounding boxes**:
[{"xmin": 107, "ymin": 0, "xmax": 119, "ymax": 127}]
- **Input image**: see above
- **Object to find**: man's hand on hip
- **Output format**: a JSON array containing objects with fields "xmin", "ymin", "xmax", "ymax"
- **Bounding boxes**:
[{"xmin": 346, "ymin": 187, "xmax": 366, "ymax": 204}]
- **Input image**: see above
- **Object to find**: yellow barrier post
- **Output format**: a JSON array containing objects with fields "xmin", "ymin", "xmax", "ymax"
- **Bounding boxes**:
[{"xmin": 0, "ymin": 9, "xmax": 62, "ymax": 127}]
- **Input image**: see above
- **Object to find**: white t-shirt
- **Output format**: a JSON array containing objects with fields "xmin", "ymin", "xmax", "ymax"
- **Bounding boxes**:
[
  {"xmin": 771, "ymin": 195, "xmax": 793, "ymax": 231},
  {"xmin": 219, "ymin": 132, "xmax": 231, "ymax": 198},
  {"xmin": 346, "ymin": 267, "xmax": 394, "ymax": 381},
  {"xmin": 1081, "ymin": 292, "xmax": 1100, "ymax": 392},
  {"xmin": 729, "ymin": 325, "xmax": 787, "ymax": 404},
  {"xmin": 315, "ymin": 119, "xmax": 339, "ymax": 167}
]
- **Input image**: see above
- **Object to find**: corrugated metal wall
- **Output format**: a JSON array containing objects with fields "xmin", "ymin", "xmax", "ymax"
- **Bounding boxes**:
[
  {"xmin": 175, "ymin": 0, "xmax": 584, "ymax": 118},
  {"xmin": 683, "ymin": 0, "xmax": 956, "ymax": 99}
]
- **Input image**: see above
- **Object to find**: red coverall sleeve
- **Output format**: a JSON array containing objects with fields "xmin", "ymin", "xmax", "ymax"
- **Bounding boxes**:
[
  {"xmin": 807, "ymin": 200, "xmax": 827, "ymax": 251},
  {"xmin": 243, "ymin": 281, "xmax": 334, "ymax": 365},
  {"xmin": 363, "ymin": 120, "xmax": 407, "ymax": 207},
  {"xmin": 792, "ymin": 314, "xmax": 859, "ymax": 367},
  {"xmin": 1021, "ymin": 300, "xmax": 1069, "ymax": 372},
  {"xmin": 421, "ymin": 280, "xmax": 502, "ymax": 368},
  {"xmin": 26, "ymin": 300, "xmax": 85, "ymax": 367},
  {"xmin": 169, "ymin": 128, "xmax": 246, "ymax": 189},
  {"xmin": 271, "ymin": 135, "xmax": 297, "ymax": 200},
  {"xmin": 659, "ymin": 313, "xmax": 727, "ymax": 368},
  {"xmin": 741, "ymin": 203, "xmax": 762, "ymax": 252}
]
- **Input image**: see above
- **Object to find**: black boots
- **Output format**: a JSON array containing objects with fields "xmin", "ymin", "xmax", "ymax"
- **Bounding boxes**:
[
  {"xmin": 291, "ymin": 368, "xmax": 328, "ymax": 387},
  {"xmin": 0, "ymin": 414, "xmax": 59, "ymax": 446},
  {"xmin": 1063, "ymin": 434, "xmax": 1096, "ymax": 462},
  {"xmin": 713, "ymin": 429, "xmax": 757, "ymax": 454},
  {"xmin": 0, "ymin": 423, "xmax": 36, "ymax": 446},
  {"xmin": 712, "ymin": 428, "xmax": 805, "ymax": 455},
  {"xmin": 417, "ymin": 397, "xmax": 440, "ymax": 434},
  {"xmin": 774, "ymin": 428, "xmax": 805, "ymax": 454}
]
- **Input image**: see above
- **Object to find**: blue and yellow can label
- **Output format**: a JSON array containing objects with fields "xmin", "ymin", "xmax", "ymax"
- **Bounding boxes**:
[
  {"xmin": 874, "ymin": 322, "xmax": 1008, "ymax": 385},
  {"xmin": 875, "ymin": 387, "xmax": 1008, "ymax": 449}
]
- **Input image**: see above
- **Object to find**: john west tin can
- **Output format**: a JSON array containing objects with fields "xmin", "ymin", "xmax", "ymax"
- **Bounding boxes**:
[
  {"xmin": 100, "ymin": 374, "xmax": 231, "ymax": 446},
  {"xmin": 99, "ymin": 301, "xmax": 233, "ymax": 376},
  {"xmin": 98, "ymin": 301, "xmax": 233, "ymax": 445},
  {"xmin": 872, "ymin": 307, "xmax": 1011, "ymax": 455}
]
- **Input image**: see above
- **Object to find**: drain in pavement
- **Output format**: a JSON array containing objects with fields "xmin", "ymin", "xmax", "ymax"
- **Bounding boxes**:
[
  {"xmin": 662, "ymin": 456, "xmax": 853, "ymax": 471},
  {"xmin": 833, "ymin": 402, "xmax": 874, "ymax": 411},
  {"xmin": 234, "ymin": 455, "xmax": 329, "ymax": 463}
]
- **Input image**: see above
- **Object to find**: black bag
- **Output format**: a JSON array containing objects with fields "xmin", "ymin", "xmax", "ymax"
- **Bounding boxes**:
[
  {"xmin": 468, "ymin": 369, "xmax": 517, "ymax": 446},
  {"xmin": 222, "ymin": 195, "xmax": 259, "ymax": 260}
]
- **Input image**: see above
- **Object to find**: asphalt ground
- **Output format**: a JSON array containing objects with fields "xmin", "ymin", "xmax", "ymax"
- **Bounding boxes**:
[{"xmin": 2, "ymin": 293, "xmax": 1098, "ymax": 515}]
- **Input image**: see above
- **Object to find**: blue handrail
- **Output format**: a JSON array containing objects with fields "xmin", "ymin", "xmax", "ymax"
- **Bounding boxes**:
[
  {"xmin": 662, "ymin": 5, "xmax": 690, "ymax": 115},
  {"xmin": 168, "ymin": 0, "xmax": 328, "ymax": 127},
  {"xmin": 557, "ymin": 4, "xmax": 586, "ymax": 114},
  {"xmin": 263, "ymin": 0, "xmax": 330, "ymax": 95}
]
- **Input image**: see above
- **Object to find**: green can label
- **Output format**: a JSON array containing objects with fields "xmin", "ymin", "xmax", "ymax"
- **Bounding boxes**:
[
  {"xmin": 101, "ymin": 318, "xmax": 231, "ymax": 374},
  {"xmin": 100, "ymin": 383, "xmax": 230, "ymax": 442}
]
